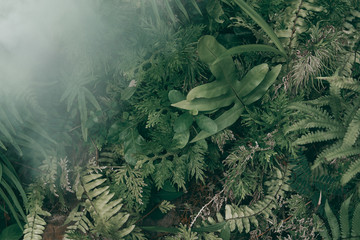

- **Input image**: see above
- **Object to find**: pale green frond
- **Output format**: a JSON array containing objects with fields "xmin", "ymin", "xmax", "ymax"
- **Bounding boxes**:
[
  {"xmin": 340, "ymin": 195, "xmax": 352, "ymax": 238},
  {"xmin": 342, "ymin": 108, "xmax": 360, "ymax": 147},
  {"xmin": 341, "ymin": 158, "xmax": 360, "ymax": 185},
  {"xmin": 325, "ymin": 200, "xmax": 340, "ymax": 240},
  {"xmin": 294, "ymin": 130, "xmax": 344, "ymax": 145},
  {"xmin": 351, "ymin": 203, "xmax": 360, "ymax": 238}
]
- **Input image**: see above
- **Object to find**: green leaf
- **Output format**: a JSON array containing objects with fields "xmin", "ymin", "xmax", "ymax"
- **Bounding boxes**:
[
  {"xmin": 174, "ymin": 113, "xmax": 193, "ymax": 133},
  {"xmin": 232, "ymin": 0, "xmax": 286, "ymax": 56},
  {"xmin": 340, "ymin": 195, "xmax": 352, "ymax": 238},
  {"xmin": 82, "ymin": 87, "xmax": 101, "ymax": 111},
  {"xmin": 172, "ymin": 94, "xmax": 234, "ymax": 112},
  {"xmin": 78, "ymin": 89, "xmax": 88, "ymax": 142},
  {"xmin": 168, "ymin": 90, "xmax": 185, "ymax": 104},
  {"xmin": 121, "ymin": 87, "xmax": 137, "ymax": 101},
  {"xmin": 351, "ymin": 203, "xmax": 360, "ymax": 237},
  {"xmin": 243, "ymin": 64, "xmax": 282, "ymax": 104},
  {"xmin": 191, "ymin": 103, "xmax": 244, "ymax": 142},
  {"xmin": 197, "ymin": 36, "xmax": 235, "ymax": 83},
  {"xmin": 190, "ymin": 0, "xmax": 202, "ymax": 15},
  {"xmin": 164, "ymin": 0, "xmax": 176, "ymax": 24},
  {"xmin": 193, "ymin": 222, "xmax": 226, "ymax": 232},
  {"xmin": 206, "ymin": 0, "xmax": 225, "ymax": 23},
  {"xmin": 0, "ymin": 224, "xmax": 23, "ymax": 240},
  {"xmin": 173, "ymin": 130, "xmax": 190, "ymax": 149},
  {"xmin": 195, "ymin": 115, "xmax": 218, "ymax": 134},
  {"xmin": 325, "ymin": 200, "xmax": 340, "ymax": 240},
  {"xmin": 174, "ymin": 0, "xmax": 189, "ymax": 20},
  {"xmin": 220, "ymin": 223, "xmax": 230, "ymax": 240},
  {"xmin": 236, "ymin": 63, "xmax": 269, "ymax": 98},
  {"xmin": 214, "ymin": 45, "xmax": 286, "ymax": 65},
  {"xmin": 187, "ymin": 80, "xmax": 231, "ymax": 101}
]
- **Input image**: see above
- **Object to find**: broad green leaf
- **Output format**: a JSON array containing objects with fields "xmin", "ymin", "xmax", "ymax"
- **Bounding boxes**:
[
  {"xmin": 168, "ymin": 90, "xmax": 185, "ymax": 104},
  {"xmin": 243, "ymin": 64, "xmax": 282, "ymax": 104},
  {"xmin": 172, "ymin": 94, "xmax": 234, "ymax": 112},
  {"xmin": 0, "ymin": 224, "xmax": 23, "ymax": 240},
  {"xmin": 195, "ymin": 115, "xmax": 218, "ymax": 134},
  {"xmin": 198, "ymin": 36, "xmax": 235, "ymax": 83},
  {"xmin": 173, "ymin": 129, "xmax": 190, "ymax": 149},
  {"xmin": 191, "ymin": 103, "xmax": 244, "ymax": 142},
  {"xmin": 187, "ymin": 80, "xmax": 230, "ymax": 101},
  {"xmin": 174, "ymin": 113, "xmax": 193, "ymax": 133},
  {"xmin": 236, "ymin": 63, "xmax": 269, "ymax": 98}
]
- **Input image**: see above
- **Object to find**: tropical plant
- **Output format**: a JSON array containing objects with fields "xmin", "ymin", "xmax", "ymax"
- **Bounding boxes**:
[{"xmin": 315, "ymin": 195, "xmax": 360, "ymax": 240}]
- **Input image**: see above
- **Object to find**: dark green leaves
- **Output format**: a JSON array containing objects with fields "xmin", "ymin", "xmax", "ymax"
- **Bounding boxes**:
[
  {"xmin": 172, "ymin": 35, "xmax": 281, "ymax": 142},
  {"xmin": 174, "ymin": 113, "xmax": 193, "ymax": 133},
  {"xmin": 195, "ymin": 115, "xmax": 218, "ymax": 134}
]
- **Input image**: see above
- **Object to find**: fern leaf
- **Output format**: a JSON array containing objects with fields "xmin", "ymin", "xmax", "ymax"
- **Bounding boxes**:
[
  {"xmin": 294, "ymin": 130, "xmax": 343, "ymax": 145},
  {"xmin": 76, "ymin": 172, "xmax": 135, "ymax": 238},
  {"xmin": 325, "ymin": 200, "xmax": 340, "ymax": 240},
  {"xmin": 23, "ymin": 210, "xmax": 51, "ymax": 240},
  {"xmin": 342, "ymin": 108, "xmax": 360, "ymax": 147},
  {"xmin": 313, "ymin": 214, "xmax": 331, "ymax": 240},
  {"xmin": 341, "ymin": 158, "xmax": 360, "ymax": 185},
  {"xmin": 288, "ymin": 102, "xmax": 334, "ymax": 120},
  {"xmin": 324, "ymin": 145, "xmax": 360, "ymax": 162},
  {"xmin": 351, "ymin": 203, "xmax": 360, "ymax": 238},
  {"xmin": 285, "ymin": 118, "xmax": 340, "ymax": 134},
  {"xmin": 340, "ymin": 195, "xmax": 352, "ymax": 238}
]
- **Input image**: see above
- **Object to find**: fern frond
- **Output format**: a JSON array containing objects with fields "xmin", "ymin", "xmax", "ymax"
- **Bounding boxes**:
[
  {"xmin": 313, "ymin": 213, "xmax": 331, "ymax": 240},
  {"xmin": 325, "ymin": 200, "xmax": 340, "ymax": 240},
  {"xmin": 342, "ymin": 108, "xmax": 360, "ymax": 147},
  {"xmin": 63, "ymin": 204, "xmax": 93, "ymax": 239},
  {"xmin": 340, "ymin": 195, "xmax": 352, "ymax": 238},
  {"xmin": 188, "ymin": 141, "xmax": 207, "ymax": 183},
  {"xmin": 294, "ymin": 130, "xmax": 344, "ymax": 145},
  {"xmin": 275, "ymin": 0, "xmax": 323, "ymax": 48},
  {"xmin": 323, "ymin": 145, "xmax": 360, "ymax": 162},
  {"xmin": 75, "ymin": 171, "xmax": 135, "ymax": 239},
  {"xmin": 223, "ymin": 167, "xmax": 290, "ymax": 234},
  {"xmin": 287, "ymin": 102, "xmax": 334, "ymax": 120},
  {"xmin": 285, "ymin": 118, "xmax": 340, "ymax": 134},
  {"xmin": 351, "ymin": 203, "xmax": 360, "ymax": 238},
  {"xmin": 341, "ymin": 157, "xmax": 360, "ymax": 185},
  {"xmin": 23, "ymin": 209, "xmax": 51, "ymax": 240}
]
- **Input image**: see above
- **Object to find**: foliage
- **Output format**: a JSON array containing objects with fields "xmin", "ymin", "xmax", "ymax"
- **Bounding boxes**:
[
  {"xmin": 315, "ymin": 195, "xmax": 360, "ymax": 240},
  {"xmin": 286, "ymin": 78, "xmax": 360, "ymax": 185},
  {"xmin": 0, "ymin": 0, "xmax": 360, "ymax": 239}
]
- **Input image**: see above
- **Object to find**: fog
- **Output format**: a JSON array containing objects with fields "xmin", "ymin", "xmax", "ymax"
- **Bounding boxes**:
[{"xmin": 0, "ymin": 0, "xmax": 107, "ymax": 92}]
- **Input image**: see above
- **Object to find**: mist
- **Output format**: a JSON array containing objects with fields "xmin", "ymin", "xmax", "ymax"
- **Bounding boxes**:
[{"xmin": 0, "ymin": 0, "xmax": 108, "ymax": 93}]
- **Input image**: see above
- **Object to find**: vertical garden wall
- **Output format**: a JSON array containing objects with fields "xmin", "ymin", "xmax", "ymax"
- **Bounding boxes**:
[{"xmin": 0, "ymin": 0, "xmax": 359, "ymax": 239}]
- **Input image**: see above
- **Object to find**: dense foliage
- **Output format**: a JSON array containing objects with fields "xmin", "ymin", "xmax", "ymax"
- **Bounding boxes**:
[{"xmin": 0, "ymin": 0, "xmax": 360, "ymax": 239}]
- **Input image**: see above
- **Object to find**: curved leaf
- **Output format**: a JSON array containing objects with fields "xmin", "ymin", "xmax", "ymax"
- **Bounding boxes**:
[{"xmin": 233, "ymin": 0, "xmax": 286, "ymax": 56}]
